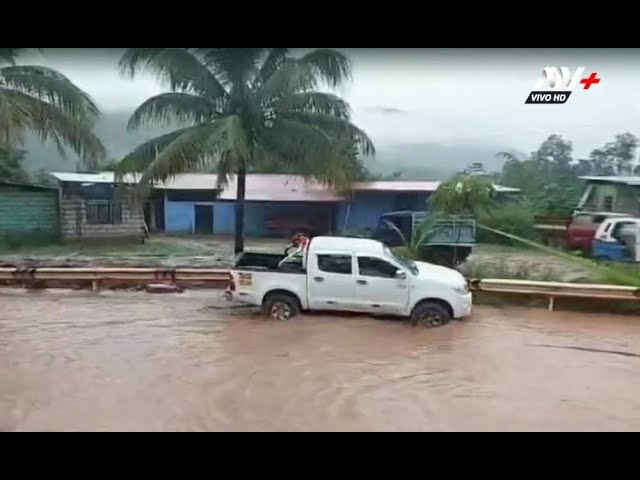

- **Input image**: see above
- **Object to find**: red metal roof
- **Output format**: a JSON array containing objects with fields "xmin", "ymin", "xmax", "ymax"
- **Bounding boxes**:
[
  {"xmin": 49, "ymin": 172, "xmax": 519, "ymax": 201},
  {"xmin": 162, "ymin": 174, "xmax": 344, "ymax": 202}
]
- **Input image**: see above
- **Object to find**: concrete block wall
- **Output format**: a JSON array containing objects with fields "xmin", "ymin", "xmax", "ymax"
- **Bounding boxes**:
[{"xmin": 61, "ymin": 198, "xmax": 144, "ymax": 241}]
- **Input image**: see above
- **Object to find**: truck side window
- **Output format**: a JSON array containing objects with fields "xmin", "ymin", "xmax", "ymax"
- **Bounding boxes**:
[
  {"xmin": 357, "ymin": 257, "xmax": 397, "ymax": 278},
  {"xmin": 317, "ymin": 255, "xmax": 352, "ymax": 275}
]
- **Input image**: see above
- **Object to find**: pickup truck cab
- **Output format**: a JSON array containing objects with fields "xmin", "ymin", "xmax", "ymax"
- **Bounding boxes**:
[{"xmin": 225, "ymin": 236, "xmax": 472, "ymax": 328}]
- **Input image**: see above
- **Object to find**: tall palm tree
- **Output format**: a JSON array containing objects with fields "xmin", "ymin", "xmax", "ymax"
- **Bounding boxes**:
[
  {"xmin": 116, "ymin": 48, "xmax": 374, "ymax": 253},
  {"xmin": 0, "ymin": 49, "xmax": 106, "ymax": 167}
]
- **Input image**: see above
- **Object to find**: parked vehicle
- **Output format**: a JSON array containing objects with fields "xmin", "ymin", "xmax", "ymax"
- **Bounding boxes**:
[
  {"xmin": 225, "ymin": 236, "xmax": 472, "ymax": 328},
  {"xmin": 592, "ymin": 217, "xmax": 640, "ymax": 262},
  {"xmin": 535, "ymin": 211, "xmax": 630, "ymax": 254},
  {"xmin": 370, "ymin": 211, "xmax": 476, "ymax": 267}
]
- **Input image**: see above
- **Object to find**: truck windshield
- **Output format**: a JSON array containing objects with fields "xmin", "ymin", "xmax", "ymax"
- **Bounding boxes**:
[{"xmin": 385, "ymin": 246, "xmax": 418, "ymax": 275}]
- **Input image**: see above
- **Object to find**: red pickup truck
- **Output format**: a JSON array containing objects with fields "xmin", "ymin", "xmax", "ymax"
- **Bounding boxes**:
[{"xmin": 534, "ymin": 211, "xmax": 629, "ymax": 254}]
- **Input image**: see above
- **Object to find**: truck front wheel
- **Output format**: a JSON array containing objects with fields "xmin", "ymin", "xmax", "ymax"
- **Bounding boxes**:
[
  {"xmin": 262, "ymin": 293, "xmax": 301, "ymax": 321},
  {"xmin": 410, "ymin": 301, "xmax": 451, "ymax": 328}
]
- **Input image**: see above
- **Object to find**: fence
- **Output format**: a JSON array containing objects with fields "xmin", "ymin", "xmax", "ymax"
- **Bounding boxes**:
[
  {"xmin": 469, "ymin": 278, "xmax": 640, "ymax": 311},
  {"xmin": 1, "ymin": 268, "xmax": 639, "ymax": 311}
]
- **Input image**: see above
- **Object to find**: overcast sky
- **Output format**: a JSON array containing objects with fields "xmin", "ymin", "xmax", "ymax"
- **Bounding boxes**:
[{"xmin": 20, "ymin": 48, "xmax": 640, "ymax": 158}]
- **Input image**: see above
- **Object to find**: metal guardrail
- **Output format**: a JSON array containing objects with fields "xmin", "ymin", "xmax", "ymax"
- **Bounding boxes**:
[
  {"xmin": 1, "ymin": 268, "xmax": 639, "ymax": 312},
  {"xmin": 0, "ymin": 267, "xmax": 229, "ymax": 291},
  {"xmin": 469, "ymin": 278, "xmax": 640, "ymax": 311}
]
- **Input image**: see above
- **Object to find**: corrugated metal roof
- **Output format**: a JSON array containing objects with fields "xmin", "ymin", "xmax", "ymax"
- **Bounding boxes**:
[
  {"xmin": 352, "ymin": 181, "xmax": 441, "ymax": 192},
  {"xmin": 353, "ymin": 181, "xmax": 520, "ymax": 193},
  {"xmin": 215, "ymin": 174, "xmax": 344, "ymax": 202},
  {"xmin": 580, "ymin": 175, "xmax": 640, "ymax": 186},
  {"xmin": 49, "ymin": 172, "xmax": 141, "ymax": 184},
  {"xmin": 48, "ymin": 172, "xmax": 520, "ymax": 200}
]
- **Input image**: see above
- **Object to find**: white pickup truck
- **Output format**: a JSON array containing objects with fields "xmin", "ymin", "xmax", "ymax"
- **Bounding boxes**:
[{"xmin": 225, "ymin": 236, "xmax": 472, "ymax": 328}]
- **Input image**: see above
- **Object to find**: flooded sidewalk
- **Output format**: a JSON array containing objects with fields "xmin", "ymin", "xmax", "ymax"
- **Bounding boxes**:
[{"xmin": 1, "ymin": 289, "xmax": 639, "ymax": 431}]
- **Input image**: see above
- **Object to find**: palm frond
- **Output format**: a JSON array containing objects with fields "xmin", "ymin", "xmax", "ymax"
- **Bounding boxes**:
[
  {"xmin": 275, "ymin": 92, "xmax": 350, "ymax": 118},
  {"xmin": 256, "ymin": 118, "xmax": 359, "ymax": 187},
  {"xmin": 0, "ymin": 87, "xmax": 32, "ymax": 144},
  {"xmin": 251, "ymin": 48, "xmax": 288, "ymax": 89},
  {"xmin": 119, "ymin": 48, "xmax": 228, "ymax": 103},
  {"xmin": 296, "ymin": 49, "xmax": 352, "ymax": 88},
  {"xmin": 135, "ymin": 115, "xmax": 249, "ymax": 186},
  {"xmin": 127, "ymin": 92, "xmax": 222, "ymax": 130},
  {"xmin": 281, "ymin": 112, "xmax": 375, "ymax": 156},
  {"xmin": 137, "ymin": 123, "xmax": 224, "ymax": 186},
  {"xmin": 411, "ymin": 216, "xmax": 440, "ymax": 251},
  {"xmin": 115, "ymin": 126, "xmax": 201, "ymax": 178},
  {"xmin": 2, "ymin": 89, "xmax": 105, "ymax": 167},
  {"xmin": 192, "ymin": 48, "xmax": 263, "ymax": 88},
  {"xmin": 0, "ymin": 65, "xmax": 100, "ymax": 118},
  {"xmin": 254, "ymin": 59, "xmax": 322, "ymax": 102}
]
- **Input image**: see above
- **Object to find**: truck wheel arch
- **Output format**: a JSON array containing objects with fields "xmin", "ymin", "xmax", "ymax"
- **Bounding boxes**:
[
  {"xmin": 262, "ymin": 289, "xmax": 302, "ymax": 311},
  {"xmin": 411, "ymin": 298, "xmax": 453, "ymax": 319}
]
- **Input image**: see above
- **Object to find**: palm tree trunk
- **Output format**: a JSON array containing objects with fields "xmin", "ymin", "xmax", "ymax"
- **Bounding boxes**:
[{"xmin": 234, "ymin": 165, "xmax": 246, "ymax": 254}]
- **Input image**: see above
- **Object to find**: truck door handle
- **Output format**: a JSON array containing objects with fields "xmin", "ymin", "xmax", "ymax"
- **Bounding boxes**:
[
  {"xmin": 357, "ymin": 279, "xmax": 368, "ymax": 285},
  {"xmin": 313, "ymin": 276, "xmax": 324, "ymax": 282}
]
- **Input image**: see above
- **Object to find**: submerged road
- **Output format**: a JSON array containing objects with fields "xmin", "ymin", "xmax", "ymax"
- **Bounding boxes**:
[{"xmin": 1, "ymin": 289, "xmax": 639, "ymax": 431}]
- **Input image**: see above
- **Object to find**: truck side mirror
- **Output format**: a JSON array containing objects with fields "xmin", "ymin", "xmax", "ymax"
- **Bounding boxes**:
[{"xmin": 395, "ymin": 270, "xmax": 407, "ymax": 280}]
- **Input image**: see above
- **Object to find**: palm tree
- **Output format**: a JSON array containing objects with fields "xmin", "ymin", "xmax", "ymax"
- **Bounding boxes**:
[
  {"xmin": 116, "ymin": 48, "xmax": 374, "ymax": 253},
  {"xmin": 430, "ymin": 175, "xmax": 496, "ymax": 216},
  {"xmin": 0, "ymin": 49, "xmax": 106, "ymax": 167}
]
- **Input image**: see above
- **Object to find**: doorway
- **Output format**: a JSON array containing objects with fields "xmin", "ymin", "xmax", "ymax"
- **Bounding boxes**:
[{"xmin": 194, "ymin": 205, "xmax": 214, "ymax": 234}]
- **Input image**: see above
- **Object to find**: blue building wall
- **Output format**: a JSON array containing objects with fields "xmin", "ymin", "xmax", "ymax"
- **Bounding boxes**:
[
  {"xmin": 163, "ymin": 190, "xmax": 429, "ymax": 237},
  {"xmin": 334, "ymin": 191, "xmax": 428, "ymax": 235},
  {"xmin": 213, "ymin": 201, "xmax": 235, "ymax": 234},
  {"xmin": 164, "ymin": 194, "xmax": 336, "ymax": 236},
  {"xmin": 165, "ymin": 200, "xmax": 196, "ymax": 233}
]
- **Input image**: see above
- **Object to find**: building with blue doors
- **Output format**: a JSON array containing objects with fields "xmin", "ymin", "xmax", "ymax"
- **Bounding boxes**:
[
  {"xmin": 48, "ymin": 173, "xmax": 520, "ymax": 238},
  {"xmin": 156, "ymin": 174, "xmax": 519, "ymax": 237}
]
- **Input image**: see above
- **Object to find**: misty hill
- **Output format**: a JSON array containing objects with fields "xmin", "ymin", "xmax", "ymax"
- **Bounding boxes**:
[
  {"xmin": 22, "ymin": 111, "xmax": 520, "ymax": 179},
  {"xmin": 363, "ymin": 143, "xmax": 522, "ymax": 180}
]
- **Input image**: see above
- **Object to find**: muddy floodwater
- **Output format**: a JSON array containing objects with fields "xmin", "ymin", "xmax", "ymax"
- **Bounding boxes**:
[{"xmin": 1, "ymin": 289, "xmax": 640, "ymax": 431}]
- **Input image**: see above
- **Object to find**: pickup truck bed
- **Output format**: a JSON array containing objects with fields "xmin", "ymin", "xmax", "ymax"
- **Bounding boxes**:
[{"xmin": 234, "ymin": 251, "xmax": 305, "ymax": 273}]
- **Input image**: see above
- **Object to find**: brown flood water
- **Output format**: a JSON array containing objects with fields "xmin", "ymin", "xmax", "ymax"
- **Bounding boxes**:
[{"xmin": 1, "ymin": 289, "xmax": 640, "ymax": 432}]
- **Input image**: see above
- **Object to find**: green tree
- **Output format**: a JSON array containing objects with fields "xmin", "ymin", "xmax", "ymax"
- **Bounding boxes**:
[
  {"xmin": 116, "ymin": 48, "xmax": 374, "ymax": 253},
  {"xmin": 588, "ymin": 133, "xmax": 639, "ymax": 175},
  {"xmin": 0, "ymin": 48, "xmax": 106, "ymax": 167},
  {"xmin": 497, "ymin": 135, "xmax": 583, "ymax": 216}
]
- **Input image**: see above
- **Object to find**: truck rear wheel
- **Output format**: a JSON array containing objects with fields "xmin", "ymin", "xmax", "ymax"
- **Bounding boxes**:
[
  {"xmin": 262, "ymin": 293, "xmax": 301, "ymax": 321},
  {"xmin": 410, "ymin": 301, "xmax": 451, "ymax": 328}
]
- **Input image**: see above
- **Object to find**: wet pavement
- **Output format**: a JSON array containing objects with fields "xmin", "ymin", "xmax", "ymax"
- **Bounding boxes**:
[{"xmin": 1, "ymin": 288, "xmax": 639, "ymax": 431}]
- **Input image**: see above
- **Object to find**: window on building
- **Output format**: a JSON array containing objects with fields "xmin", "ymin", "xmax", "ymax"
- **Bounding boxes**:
[
  {"xmin": 317, "ymin": 254, "xmax": 352, "ymax": 275},
  {"xmin": 357, "ymin": 256, "xmax": 398, "ymax": 278},
  {"xmin": 86, "ymin": 201, "xmax": 123, "ymax": 224}
]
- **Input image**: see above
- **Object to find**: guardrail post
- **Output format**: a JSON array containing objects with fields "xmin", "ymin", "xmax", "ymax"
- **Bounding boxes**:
[
  {"xmin": 92, "ymin": 280, "xmax": 99, "ymax": 292},
  {"xmin": 548, "ymin": 296, "xmax": 555, "ymax": 312}
]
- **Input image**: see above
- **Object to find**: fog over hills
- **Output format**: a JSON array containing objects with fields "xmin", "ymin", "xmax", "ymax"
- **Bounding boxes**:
[{"xmin": 23, "ymin": 110, "xmax": 521, "ymax": 179}]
